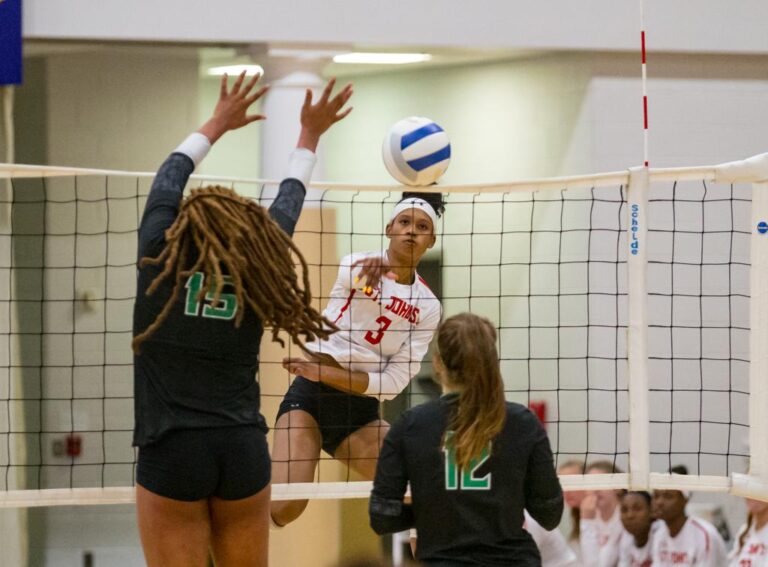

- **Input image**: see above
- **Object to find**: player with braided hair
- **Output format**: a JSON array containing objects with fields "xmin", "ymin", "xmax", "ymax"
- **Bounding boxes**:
[
  {"xmin": 132, "ymin": 72, "xmax": 352, "ymax": 567},
  {"xmin": 131, "ymin": 183, "xmax": 332, "ymax": 354}
]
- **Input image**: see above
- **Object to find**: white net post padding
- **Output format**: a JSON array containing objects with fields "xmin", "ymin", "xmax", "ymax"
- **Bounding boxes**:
[
  {"xmin": 746, "ymin": 178, "xmax": 768, "ymax": 481},
  {"xmin": 626, "ymin": 166, "xmax": 650, "ymax": 490},
  {"xmin": 731, "ymin": 473, "xmax": 768, "ymax": 501},
  {"xmin": 714, "ymin": 155, "xmax": 768, "ymax": 497}
]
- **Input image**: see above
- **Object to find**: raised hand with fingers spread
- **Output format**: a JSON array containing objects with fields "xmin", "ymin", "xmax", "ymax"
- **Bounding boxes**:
[
  {"xmin": 199, "ymin": 71, "xmax": 269, "ymax": 144},
  {"xmin": 298, "ymin": 77, "xmax": 353, "ymax": 152}
]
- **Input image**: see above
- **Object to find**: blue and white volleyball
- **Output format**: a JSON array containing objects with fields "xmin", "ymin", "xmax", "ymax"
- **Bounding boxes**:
[{"xmin": 382, "ymin": 116, "xmax": 451, "ymax": 186}]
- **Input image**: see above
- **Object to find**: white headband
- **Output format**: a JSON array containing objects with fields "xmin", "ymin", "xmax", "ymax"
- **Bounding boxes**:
[{"xmin": 389, "ymin": 197, "xmax": 438, "ymax": 229}]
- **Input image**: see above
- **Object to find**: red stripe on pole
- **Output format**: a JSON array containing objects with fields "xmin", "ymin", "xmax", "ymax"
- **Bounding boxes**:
[
  {"xmin": 641, "ymin": 32, "xmax": 647, "ymax": 63},
  {"xmin": 643, "ymin": 96, "xmax": 648, "ymax": 129}
]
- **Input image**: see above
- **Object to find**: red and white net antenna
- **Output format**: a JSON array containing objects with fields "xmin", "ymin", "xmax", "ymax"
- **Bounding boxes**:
[{"xmin": 640, "ymin": 1, "xmax": 649, "ymax": 167}]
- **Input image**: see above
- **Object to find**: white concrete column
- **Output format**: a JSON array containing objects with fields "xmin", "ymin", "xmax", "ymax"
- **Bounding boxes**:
[
  {"xmin": 0, "ymin": 509, "xmax": 27, "ymax": 567},
  {"xmin": 260, "ymin": 71, "xmax": 327, "ymax": 203}
]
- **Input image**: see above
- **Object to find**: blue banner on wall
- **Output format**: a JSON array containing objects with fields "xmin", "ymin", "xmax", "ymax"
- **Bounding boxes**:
[{"xmin": 0, "ymin": 0, "xmax": 23, "ymax": 85}]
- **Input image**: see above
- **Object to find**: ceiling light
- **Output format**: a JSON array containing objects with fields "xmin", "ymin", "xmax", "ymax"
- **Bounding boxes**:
[
  {"xmin": 207, "ymin": 64, "xmax": 265, "ymax": 77},
  {"xmin": 332, "ymin": 53, "xmax": 432, "ymax": 65},
  {"xmin": 268, "ymin": 48, "xmax": 343, "ymax": 60}
]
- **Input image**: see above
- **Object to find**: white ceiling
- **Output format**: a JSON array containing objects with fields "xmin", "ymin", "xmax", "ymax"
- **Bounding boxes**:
[{"xmin": 23, "ymin": 0, "xmax": 768, "ymax": 55}]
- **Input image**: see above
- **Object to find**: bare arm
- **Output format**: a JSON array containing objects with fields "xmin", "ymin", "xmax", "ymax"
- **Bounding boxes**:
[
  {"xmin": 139, "ymin": 71, "xmax": 268, "ymax": 258},
  {"xmin": 268, "ymin": 78, "xmax": 353, "ymax": 236},
  {"xmin": 282, "ymin": 356, "xmax": 370, "ymax": 394}
]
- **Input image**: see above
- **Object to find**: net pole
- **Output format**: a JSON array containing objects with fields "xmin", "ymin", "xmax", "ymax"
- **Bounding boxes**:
[
  {"xmin": 749, "ymin": 181, "xmax": 768, "ymax": 481},
  {"xmin": 640, "ymin": 0, "xmax": 649, "ymax": 167},
  {"xmin": 628, "ymin": 0, "xmax": 651, "ymax": 491},
  {"xmin": 627, "ymin": 167, "xmax": 650, "ymax": 489}
]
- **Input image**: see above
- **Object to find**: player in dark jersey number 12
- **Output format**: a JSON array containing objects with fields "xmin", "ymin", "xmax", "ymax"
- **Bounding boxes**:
[{"xmin": 370, "ymin": 312, "xmax": 564, "ymax": 566}]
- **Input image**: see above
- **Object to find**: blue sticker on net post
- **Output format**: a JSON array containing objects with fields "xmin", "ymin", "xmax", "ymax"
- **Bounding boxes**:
[
  {"xmin": 0, "ymin": 0, "xmax": 23, "ymax": 85},
  {"xmin": 758, "ymin": 221, "xmax": 768, "ymax": 234},
  {"xmin": 630, "ymin": 204, "xmax": 640, "ymax": 255}
]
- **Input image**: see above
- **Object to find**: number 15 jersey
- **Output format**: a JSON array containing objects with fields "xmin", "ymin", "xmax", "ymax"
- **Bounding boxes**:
[{"xmin": 305, "ymin": 250, "xmax": 441, "ymax": 401}]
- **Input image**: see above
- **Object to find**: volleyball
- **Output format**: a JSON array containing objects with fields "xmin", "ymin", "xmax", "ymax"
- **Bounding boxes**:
[{"xmin": 382, "ymin": 116, "xmax": 451, "ymax": 186}]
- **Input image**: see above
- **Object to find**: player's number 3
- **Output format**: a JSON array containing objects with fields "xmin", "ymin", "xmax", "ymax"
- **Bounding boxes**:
[{"xmin": 364, "ymin": 315, "xmax": 392, "ymax": 345}]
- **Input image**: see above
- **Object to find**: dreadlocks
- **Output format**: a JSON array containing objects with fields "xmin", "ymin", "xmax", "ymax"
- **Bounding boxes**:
[{"xmin": 132, "ymin": 185, "xmax": 336, "ymax": 354}]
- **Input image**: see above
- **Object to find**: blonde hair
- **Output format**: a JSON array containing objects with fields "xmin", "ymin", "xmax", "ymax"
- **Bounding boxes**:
[
  {"xmin": 437, "ymin": 313, "xmax": 506, "ymax": 470},
  {"xmin": 559, "ymin": 459, "xmax": 586, "ymax": 541}
]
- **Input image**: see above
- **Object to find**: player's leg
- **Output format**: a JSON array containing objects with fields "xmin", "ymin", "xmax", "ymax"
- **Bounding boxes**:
[
  {"xmin": 209, "ymin": 425, "xmax": 272, "ymax": 566},
  {"xmin": 333, "ymin": 418, "xmax": 390, "ymax": 479},
  {"xmin": 209, "ymin": 484, "xmax": 271, "ymax": 567},
  {"xmin": 136, "ymin": 485, "xmax": 211, "ymax": 567},
  {"xmin": 270, "ymin": 409, "xmax": 322, "ymax": 526},
  {"xmin": 135, "ymin": 428, "xmax": 218, "ymax": 567}
]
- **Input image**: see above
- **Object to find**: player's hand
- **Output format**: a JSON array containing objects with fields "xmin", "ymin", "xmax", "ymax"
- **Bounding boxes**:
[
  {"xmin": 580, "ymin": 492, "xmax": 598, "ymax": 519},
  {"xmin": 297, "ymin": 78, "xmax": 353, "ymax": 152},
  {"xmin": 351, "ymin": 256, "xmax": 398, "ymax": 292},
  {"xmin": 282, "ymin": 356, "xmax": 323, "ymax": 382},
  {"xmin": 198, "ymin": 71, "xmax": 269, "ymax": 144}
]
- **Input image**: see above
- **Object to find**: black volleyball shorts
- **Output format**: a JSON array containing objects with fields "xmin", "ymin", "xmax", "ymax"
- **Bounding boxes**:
[
  {"xmin": 137, "ymin": 425, "xmax": 270, "ymax": 501},
  {"xmin": 276, "ymin": 376, "xmax": 381, "ymax": 455}
]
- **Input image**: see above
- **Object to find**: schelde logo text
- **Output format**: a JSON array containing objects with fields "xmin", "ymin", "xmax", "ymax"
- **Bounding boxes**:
[{"xmin": 630, "ymin": 204, "xmax": 640, "ymax": 255}]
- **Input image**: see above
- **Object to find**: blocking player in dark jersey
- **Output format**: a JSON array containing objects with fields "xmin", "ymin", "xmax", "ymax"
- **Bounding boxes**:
[
  {"xmin": 369, "ymin": 312, "xmax": 563, "ymax": 566},
  {"xmin": 132, "ymin": 72, "xmax": 352, "ymax": 567}
]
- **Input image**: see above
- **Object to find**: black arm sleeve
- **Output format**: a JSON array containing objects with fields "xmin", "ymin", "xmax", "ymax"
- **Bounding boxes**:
[
  {"xmin": 268, "ymin": 177, "xmax": 307, "ymax": 237},
  {"xmin": 369, "ymin": 416, "xmax": 414, "ymax": 535},
  {"xmin": 523, "ymin": 416, "xmax": 564, "ymax": 531},
  {"xmin": 137, "ymin": 153, "xmax": 195, "ymax": 260},
  {"xmin": 370, "ymin": 497, "xmax": 414, "ymax": 535}
]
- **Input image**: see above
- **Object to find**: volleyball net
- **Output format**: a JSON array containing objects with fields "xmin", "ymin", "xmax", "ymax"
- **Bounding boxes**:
[{"xmin": 0, "ymin": 152, "xmax": 767, "ymax": 507}]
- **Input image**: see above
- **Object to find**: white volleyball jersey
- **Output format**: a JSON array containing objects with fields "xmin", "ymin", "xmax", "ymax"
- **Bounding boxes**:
[
  {"xmin": 524, "ymin": 511, "xmax": 581, "ymax": 567},
  {"xmin": 729, "ymin": 521, "xmax": 768, "ymax": 567},
  {"xmin": 618, "ymin": 526, "xmax": 655, "ymax": 567},
  {"xmin": 580, "ymin": 507, "xmax": 623, "ymax": 567},
  {"xmin": 652, "ymin": 517, "xmax": 728, "ymax": 567},
  {"xmin": 305, "ymin": 250, "xmax": 441, "ymax": 400}
]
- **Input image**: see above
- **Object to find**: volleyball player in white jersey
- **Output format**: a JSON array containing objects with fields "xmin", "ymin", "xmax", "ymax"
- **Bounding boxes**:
[
  {"xmin": 728, "ymin": 498, "xmax": 768, "ymax": 567},
  {"xmin": 580, "ymin": 461, "xmax": 624, "ymax": 567},
  {"xmin": 617, "ymin": 491, "xmax": 654, "ymax": 567},
  {"xmin": 271, "ymin": 194, "xmax": 444, "ymax": 527},
  {"xmin": 525, "ymin": 511, "xmax": 581, "ymax": 567},
  {"xmin": 651, "ymin": 467, "xmax": 727, "ymax": 567},
  {"xmin": 559, "ymin": 460, "xmax": 587, "ymax": 562}
]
